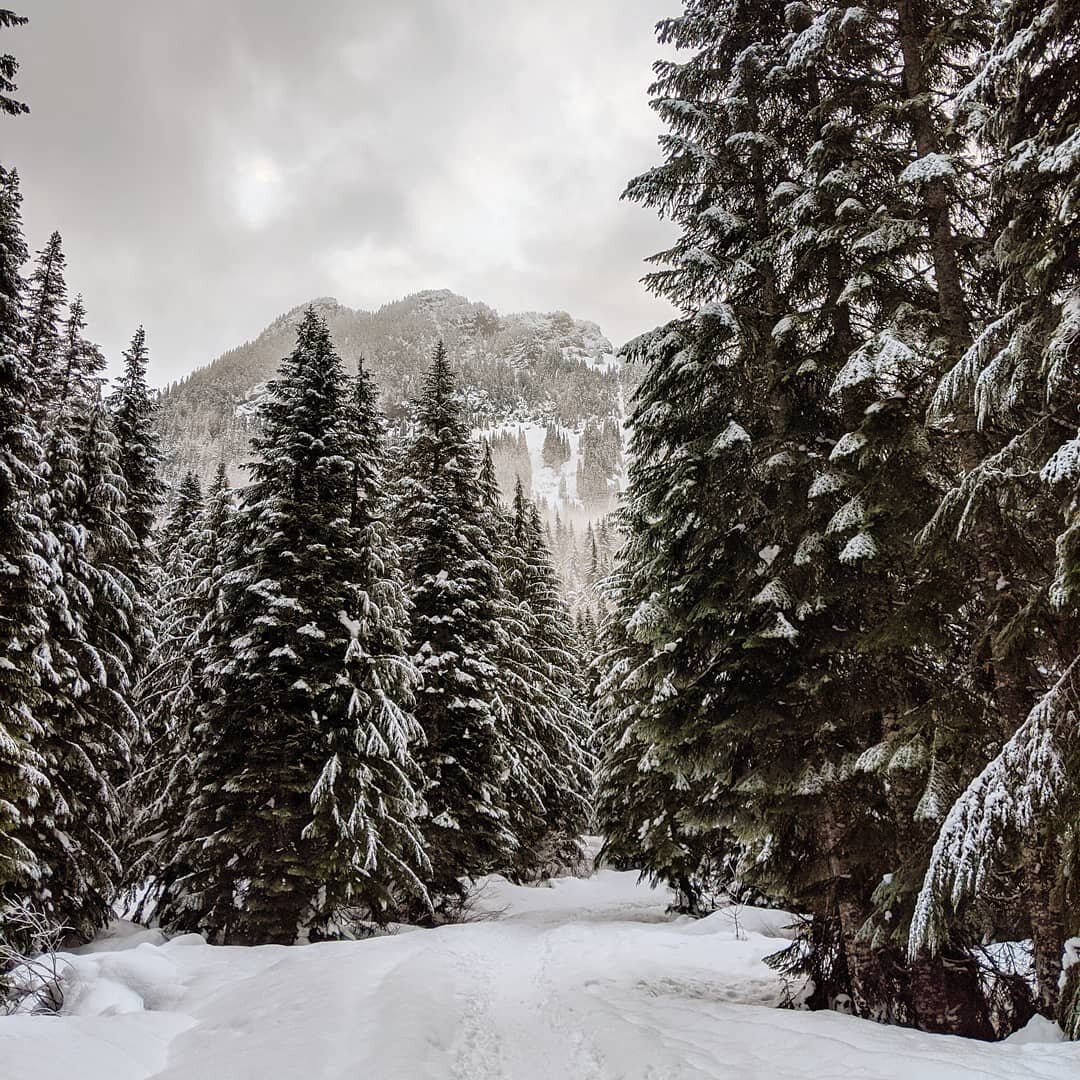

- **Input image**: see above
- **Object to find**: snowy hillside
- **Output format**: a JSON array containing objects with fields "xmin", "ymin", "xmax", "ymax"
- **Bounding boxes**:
[
  {"xmin": 154, "ymin": 289, "xmax": 626, "ymax": 507},
  {"xmin": 2, "ymin": 867, "xmax": 1074, "ymax": 1080}
]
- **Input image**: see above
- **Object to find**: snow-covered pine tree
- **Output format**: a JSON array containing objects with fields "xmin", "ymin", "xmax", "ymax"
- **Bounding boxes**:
[
  {"xmin": 130, "ymin": 464, "xmax": 230, "ymax": 910},
  {"xmin": 737, "ymin": 1, "xmax": 1000, "ymax": 1032},
  {"xmin": 157, "ymin": 311, "xmax": 427, "ymax": 943},
  {"xmin": 514, "ymin": 490, "xmax": 592, "ymax": 872},
  {"xmin": 596, "ymin": 0, "xmax": 811, "ymax": 913},
  {"xmin": 23, "ymin": 230, "xmax": 66, "ymax": 410},
  {"xmin": 325, "ymin": 356, "xmax": 429, "ymax": 920},
  {"xmin": 105, "ymin": 327, "xmax": 161, "ymax": 792},
  {"xmin": 0, "ymin": 164, "xmax": 51, "ymax": 944},
  {"xmin": 22, "ymin": 292, "xmax": 142, "ymax": 939},
  {"xmin": 592, "ymin": 564, "xmax": 734, "ymax": 907},
  {"xmin": 158, "ymin": 472, "xmax": 202, "ymax": 562},
  {"xmin": 602, "ymin": 0, "xmax": 1006, "ymax": 1034},
  {"xmin": 395, "ymin": 343, "xmax": 515, "ymax": 905},
  {"xmin": 126, "ymin": 471, "xmax": 203, "ymax": 882},
  {"xmin": 109, "ymin": 326, "xmax": 162, "ymax": 569},
  {"xmin": 475, "ymin": 446, "xmax": 549, "ymax": 876},
  {"xmin": 911, "ymin": 0, "xmax": 1080, "ymax": 1028},
  {"xmin": 484, "ymin": 468, "xmax": 592, "ymax": 880}
]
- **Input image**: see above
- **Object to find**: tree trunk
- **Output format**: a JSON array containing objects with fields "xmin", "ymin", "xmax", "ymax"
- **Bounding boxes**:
[
  {"xmin": 909, "ymin": 950, "xmax": 996, "ymax": 1039},
  {"xmin": 1026, "ymin": 833, "xmax": 1065, "ymax": 1017},
  {"xmin": 894, "ymin": 0, "xmax": 971, "ymax": 350}
]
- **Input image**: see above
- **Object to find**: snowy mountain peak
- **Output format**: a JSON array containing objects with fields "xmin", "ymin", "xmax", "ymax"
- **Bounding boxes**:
[
  {"xmin": 156, "ymin": 289, "xmax": 632, "ymax": 504},
  {"xmin": 266, "ymin": 296, "xmax": 346, "ymax": 336}
]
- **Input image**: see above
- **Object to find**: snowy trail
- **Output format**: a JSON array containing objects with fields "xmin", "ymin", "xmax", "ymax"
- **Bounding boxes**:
[{"xmin": 2, "ymin": 870, "xmax": 1078, "ymax": 1080}]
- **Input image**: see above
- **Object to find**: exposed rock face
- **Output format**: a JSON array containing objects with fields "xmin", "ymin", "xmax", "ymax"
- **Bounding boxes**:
[{"xmin": 155, "ymin": 289, "xmax": 624, "ymax": 496}]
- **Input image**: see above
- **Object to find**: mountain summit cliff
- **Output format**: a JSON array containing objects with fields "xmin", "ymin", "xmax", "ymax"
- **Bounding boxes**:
[{"xmin": 155, "ymin": 290, "xmax": 627, "ymax": 505}]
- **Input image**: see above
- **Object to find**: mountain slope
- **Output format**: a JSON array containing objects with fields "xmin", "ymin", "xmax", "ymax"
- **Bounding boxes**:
[{"xmin": 155, "ymin": 290, "xmax": 625, "ymax": 502}]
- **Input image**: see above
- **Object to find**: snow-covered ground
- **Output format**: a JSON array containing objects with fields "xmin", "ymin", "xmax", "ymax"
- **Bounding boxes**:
[
  {"xmin": 480, "ymin": 420, "xmax": 584, "ymax": 506},
  {"xmin": 1, "ymin": 869, "xmax": 1076, "ymax": 1080}
]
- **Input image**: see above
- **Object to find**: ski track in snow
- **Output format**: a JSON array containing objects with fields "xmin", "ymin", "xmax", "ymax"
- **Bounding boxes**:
[{"xmin": 1, "ymin": 870, "xmax": 1078, "ymax": 1080}]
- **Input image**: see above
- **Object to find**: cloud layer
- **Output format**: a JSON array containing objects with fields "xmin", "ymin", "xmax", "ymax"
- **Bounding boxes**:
[{"xmin": 7, "ymin": 1, "xmax": 679, "ymax": 384}]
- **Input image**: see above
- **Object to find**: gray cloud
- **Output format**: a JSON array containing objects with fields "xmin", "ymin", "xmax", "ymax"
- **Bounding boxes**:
[{"xmin": 7, "ymin": 0, "xmax": 678, "ymax": 384}]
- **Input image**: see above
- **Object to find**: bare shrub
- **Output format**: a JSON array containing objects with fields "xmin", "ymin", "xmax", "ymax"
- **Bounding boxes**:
[{"xmin": 1, "ymin": 903, "xmax": 72, "ymax": 1016}]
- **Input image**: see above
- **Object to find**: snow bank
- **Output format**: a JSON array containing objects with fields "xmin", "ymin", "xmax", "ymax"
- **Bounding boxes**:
[
  {"xmin": 1, "ymin": 870, "xmax": 1077, "ymax": 1079},
  {"xmin": 62, "ymin": 942, "xmax": 185, "ymax": 1017},
  {"xmin": 0, "ymin": 1012, "xmax": 192, "ymax": 1080},
  {"xmin": 683, "ymin": 904, "xmax": 799, "ymax": 940}
]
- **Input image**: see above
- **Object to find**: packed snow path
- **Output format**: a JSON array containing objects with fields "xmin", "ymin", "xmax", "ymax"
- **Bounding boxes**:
[{"xmin": 2, "ymin": 869, "xmax": 1078, "ymax": 1080}]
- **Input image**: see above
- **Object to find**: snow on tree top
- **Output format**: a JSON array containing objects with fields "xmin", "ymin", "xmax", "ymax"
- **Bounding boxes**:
[
  {"xmin": 760, "ymin": 611, "xmax": 799, "ymax": 641},
  {"xmin": 831, "ymin": 334, "xmax": 915, "ymax": 394},
  {"xmin": 899, "ymin": 153, "xmax": 956, "ymax": 185},
  {"xmin": 709, "ymin": 421, "xmax": 751, "ymax": 454},
  {"xmin": 752, "ymin": 578, "xmax": 794, "ymax": 609},
  {"xmin": 1042, "ymin": 431, "xmax": 1080, "ymax": 486},
  {"xmin": 794, "ymin": 531, "xmax": 823, "ymax": 566},
  {"xmin": 695, "ymin": 302, "xmax": 739, "ymax": 332},
  {"xmin": 829, "ymin": 431, "xmax": 867, "ymax": 460},
  {"xmin": 808, "ymin": 471, "xmax": 845, "ymax": 498},
  {"xmin": 827, "ymin": 495, "xmax": 867, "ymax": 534},
  {"xmin": 839, "ymin": 531, "xmax": 877, "ymax": 564}
]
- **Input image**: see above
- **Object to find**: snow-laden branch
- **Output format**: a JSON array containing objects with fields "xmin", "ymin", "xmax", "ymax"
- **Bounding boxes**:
[{"xmin": 909, "ymin": 657, "xmax": 1080, "ymax": 958}]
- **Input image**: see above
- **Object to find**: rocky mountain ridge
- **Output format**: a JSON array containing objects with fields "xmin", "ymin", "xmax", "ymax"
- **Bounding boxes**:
[{"xmin": 155, "ymin": 290, "xmax": 629, "ymax": 508}]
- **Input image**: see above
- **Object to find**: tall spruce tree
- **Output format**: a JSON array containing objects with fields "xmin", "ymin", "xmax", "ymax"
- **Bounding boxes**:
[
  {"xmin": 599, "ymin": 0, "xmax": 1011, "ymax": 1035},
  {"xmin": 476, "ymin": 458, "xmax": 592, "ymax": 880},
  {"xmin": 474, "ymin": 443, "xmax": 545, "ymax": 866},
  {"xmin": 127, "ymin": 472, "xmax": 203, "ymax": 883},
  {"xmin": 0, "ymin": 164, "xmax": 51, "ymax": 940},
  {"xmin": 23, "ymin": 292, "xmax": 142, "ymax": 939},
  {"xmin": 510, "ymin": 488, "xmax": 592, "ymax": 874},
  {"xmin": 395, "ymin": 343, "xmax": 515, "ymax": 904},
  {"xmin": 159, "ymin": 472, "xmax": 202, "ymax": 562},
  {"xmin": 109, "ymin": 326, "xmax": 162, "ymax": 561},
  {"xmin": 911, "ymin": 0, "xmax": 1080, "ymax": 1029},
  {"xmin": 749, "ymin": 0, "xmax": 998, "ymax": 1032},
  {"xmin": 156, "ymin": 311, "xmax": 427, "ymax": 943},
  {"xmin": 597, "ymin": 0, "xmax": 805, "ymax": 915},
  {"xmin": 131, "ymin": 464, "xmax": 231, "ymax": 909},
  {"xmin": 23, "ymin": 231, "xmax": 66, "ymax": 408}
]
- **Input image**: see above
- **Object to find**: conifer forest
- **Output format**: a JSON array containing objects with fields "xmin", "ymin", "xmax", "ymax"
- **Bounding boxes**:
[{"xmin": 1, "ymin": 3, "xmax": 1079, "ymax": 1077}]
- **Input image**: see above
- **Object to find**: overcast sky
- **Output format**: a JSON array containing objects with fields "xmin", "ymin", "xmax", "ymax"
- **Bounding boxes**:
[{"xmin": 7, "ymin": 1, "xmax": 680, "ymax": 385}]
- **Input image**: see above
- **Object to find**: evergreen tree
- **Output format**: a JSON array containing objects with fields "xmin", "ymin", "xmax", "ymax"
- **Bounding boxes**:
[
  {"xmin": 127, "ymin": 471, "xmax": 203, "ymax": 883},
  {"xmin": 20, "ymin": 294, "xmax": 143, "ymax": 940},
  {"xmin": 0, "ymin": 9, "xmax": 29, "ymax": 117},
  {"xmin": 475, "ymin": 446, "xmax": 549, "ymax": 873},
  {"xmin": 395, "ymin": 342, "xmax": 514, "ymax": 903},
  {"xmin": 514, "ymin": 494, "xmax": 592, "ymax": 870},
  {"xmin": 157, "ymin": 311, "xmax": 427, "ymax": 943},
  {"xmin": 598, "ymin": 0, "xmax": 1001, "ymax": 1033},
  {"xmin": 0, "ymin": 164, "xmax": 51, "ymax": 940},
  {"xmin": 542, "ymin": 423, "xmax": 571, "ymax": 470},
  {"xmin": 754, "ymin": 0, "xmax": 996, "ymax": 1030},
  {"xmin": 23, "ymin": 231, "xmax": 66, "ymax": 407},
  {"xmin": 158, "ymin": 471, "xmax": 202, "ymax": 562},
  {"xmin": 597, "ymin": 0, "xmax": 800, "ymax": 917},
  {"xmin": 477, "ymin": 463, "xmax": 592, "ymax": 880},
  {"xmin": 109, "ymin": 326, "xmax": 162, "ymax": 558},
  {"xmin": 911, "ymin": 0, "xmax": 1080, "ymax": 1027},
  {"xmin": 131, "ymin": 464, "xmax": 231, "ymax": 909}
]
